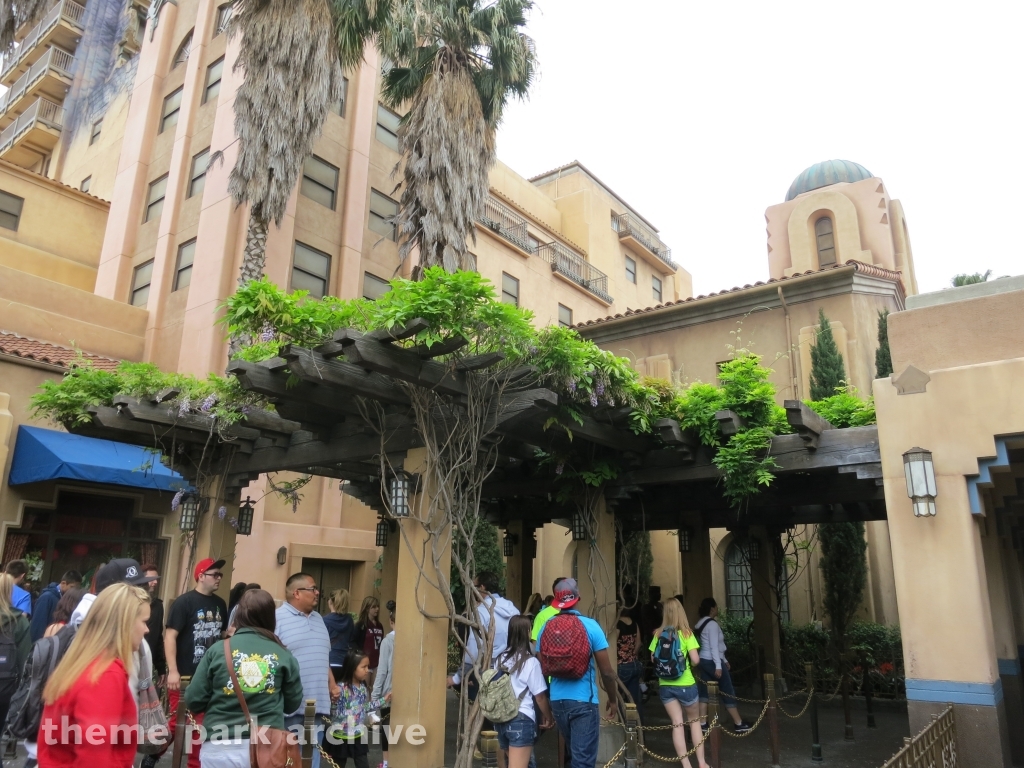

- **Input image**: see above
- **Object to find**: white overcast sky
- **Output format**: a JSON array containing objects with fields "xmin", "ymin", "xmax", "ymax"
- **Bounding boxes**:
[{"xmin": 496, "ymin": 0, "xmax": 1024, "ymax": 297}]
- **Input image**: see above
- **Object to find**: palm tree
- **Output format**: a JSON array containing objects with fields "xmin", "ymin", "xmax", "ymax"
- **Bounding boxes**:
[
  {"xmin": 951, "ymin": 270, "xmax": 992, "ymax": 287},
  {"xmin": 229, "ymin": 0, "xmax": 534, "ymax": 285},
  {"xmin": 0, "ymin": 0, "xmax": 47, "ymax": 54}
]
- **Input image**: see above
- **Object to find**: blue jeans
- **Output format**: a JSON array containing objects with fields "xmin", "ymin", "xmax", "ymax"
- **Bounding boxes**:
[
  {"xmin": 285, "ymin": 712, "xmax": 325, "ymax": 768},
  {"xmin": 658, "ymin": 683, "xmax": 699, "ymax": 707},
  {"xmin": 617, "ymin": 660, "xmax": 644, "ymax": 724},
  {"xmin": 695, "ymin": 659, "xmax": 737, "ymax": 708},
  {"xmin": 496, "ymin": 712, "xmax": 538, "ymax": 749},
  {"xmin": 550, "ymin": 700, "xmax": 599, "ymax": 768}
]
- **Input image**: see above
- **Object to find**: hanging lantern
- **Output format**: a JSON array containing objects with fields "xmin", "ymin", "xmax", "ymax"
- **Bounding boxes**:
[
  {"xmin": 236, "ymin": 496, "xmax": 255, "ymax": 536},
  {"xmin": 571, "ymin": 512, "xmax": 588, "ymax": 541},
  {"xmin": 376, "ymin": 519, "xmax": 390, "ymax": 547},
  {"xmin": 503, "ymin": 532, "xmax": 517, "ymax": 557},
  {"xmin": 389, "ymin": 473, "xmax": 412, "ymax": 518},
  {"xmin": 748, "ymin": 538, "xmax": 761, "ymax": 561},
  {"xmin": 179, "ymin": 492, "xmax": 201, "ymax": 531},
  {"xmin": 903, "ymin": 447, "xmax": 937, "ymax": 517},
  {"xmin": 678, "ymin": 527, "xmax": 693, "ymax": 553}
]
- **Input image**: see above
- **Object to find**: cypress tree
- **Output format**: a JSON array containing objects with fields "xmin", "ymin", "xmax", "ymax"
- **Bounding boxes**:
[
  {"xmin": 809, "ymin": 308, "xmax": 847, "ymax": 401},
  {"xmin": 818, "ymin": 521, "xmax": 868, "ymax": 654},
  {"xmin": 875, "ymin": 309, "xmax": 893, "ymax": 378}
]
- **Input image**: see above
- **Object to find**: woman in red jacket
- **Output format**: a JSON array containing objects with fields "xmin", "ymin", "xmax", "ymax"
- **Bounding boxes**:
[{"xmin": 38, "ymin": 582, "xmax": 151, "ymax": 767}]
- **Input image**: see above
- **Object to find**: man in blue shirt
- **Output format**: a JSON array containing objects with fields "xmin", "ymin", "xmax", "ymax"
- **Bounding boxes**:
[
  {"xmin": 5, "ymin": 560, "xmax": 32, "ymax": 615},
  {"xmin": 537, "ymin": 578, "xmax": 618, "ymax": 768}
]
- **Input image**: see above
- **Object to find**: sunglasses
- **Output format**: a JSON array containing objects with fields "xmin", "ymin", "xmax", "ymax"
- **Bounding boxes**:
[
  {"xmin": 204, "ymin": 572, "xmax": 224, "ymax": 579},
  {"xmin": 295, "ymin": 586, "xmax": 320, "ymax": 593}
]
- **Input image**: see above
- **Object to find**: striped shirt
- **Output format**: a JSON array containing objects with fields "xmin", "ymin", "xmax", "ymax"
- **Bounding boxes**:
[{"xmin": 276, "ymin": 602, "xmax": 331, "ymax": 715}]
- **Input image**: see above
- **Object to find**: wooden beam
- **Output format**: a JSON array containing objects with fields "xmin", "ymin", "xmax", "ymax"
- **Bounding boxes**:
[
  {"xmin": 239, "ymin": 409, "xmax": 303, "ymax": 436},
  {"xmin": 112, "ymin": 397, "xmax": 262, "ymax": 443},
  {"xmin": 227, "ymin": 360, "xmax": 357, "ymax": 418},
  {"xmin": 230, "ymin": 425, "xmax": 420, "ymax": 475},
  {"xmin": 456, "ymin": 352, "xmax": 505, "ymax": 371},
  {"xmin": 280, "ymin": 346, "xmax": 410, "ymax": 406},
  {"xmin": 784, "ymin": 400, "xmax": 833, "ymax": 450},
  {"xmin": 336, "ymin": 335, "xmax": 468, "ymax": 397},
  {"xmin": 715, "ymin": 410, "xmax": 746, "ymax": 437},
  {"xmin": 365, "ymin": 318, "xmax": 430, "ymax": 342},
  {"xmin": 413, "ymin": 335, "xmax": 468, "ymax": 358}
]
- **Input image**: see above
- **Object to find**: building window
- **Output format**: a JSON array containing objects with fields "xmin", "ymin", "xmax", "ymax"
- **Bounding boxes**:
[
  {"xmin": 652, "ymin": 275, "xmax": 662, "ymax": 302},
  {"xmin": 558, "ymin": 304, "xmax": 573, "ymax": 328},
  {"xmin": 174, "ymin": 239, "xmax": 196, "ymax": 290},
  {"xmin": 80, "ymin": 176, "xmax": 91, "ymax": 193},
  {"xmin": 300, "ymin": 155, "xmax": 339, "ymax": 209},
  {"xmin": 130, "ymin": 260, "xmax": 154, "ymax": 307},
  {"xmin": 214, "ymin": 2, "xmax": 233, "ymax": 35},
  {"xmin": 375, "ymin": 104, "xmax": 400, "ymax": 151},
  {"xmin": 527, "ymin": 234, "xmax": 540, "ymax": 253},
  {"xmin": 815, "ymin": 216, "xmax": 836, "ymax": 266},
  {"xmin": 291, "ymin": 242, "xmax": 331, "ymax": 299},
  {"xmin": 161, "ymin": 87, "xmax": 183, "ymax": 133},
  {"xmin": 625, "ymin": 255, "xmax": 636, "ymax": 284},
  {"xmin": 203, "ymin": 57, "xmax": 224, "ymax": 104},
  {"xmin": 0, "ymin": 189, "xmax": 24, "ymax": 231},
  {"xmin": 89, "ymin": 119, "xmax": 102, "ymax": 145},
  {"xmin": 173, "ymin": 32, "xmax": 193, "ymax": 68},
  {"xmin": 144, "ymin": 175, "xmax": 168, "ymax": 223},
  {"xmin": 368, "ymin": 189, "xmax": 397, "ymax": 241},
  {"xmin": 332, "ymin": 77, "xmax": 348, "ymax": 117},
  {"xmin": 188, "ymin": 148, "xmax": 210, "ymax": 198},
  {"xmin": 363, "ymin": 272, "xmax": 391, "ymax": 300},
  {"xmin": 725, "ymin": 542, "xmax": 753, "ymax": 618},
  {"xmin": 501, "ymin": 273, "xmax": 519, "ymax": 306}
]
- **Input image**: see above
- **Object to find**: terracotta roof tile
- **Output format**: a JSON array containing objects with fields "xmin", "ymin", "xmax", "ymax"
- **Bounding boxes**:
[
  {"xmin": 0, "ymin": 332, "xmax": 121, "ymax": 370},
  {"xmin": 575, "ymin": 261, "xmax": 906, "ymax": 330}
]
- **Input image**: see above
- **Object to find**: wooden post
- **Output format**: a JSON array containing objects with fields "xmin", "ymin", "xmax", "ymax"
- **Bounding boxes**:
[
  {"xmin": 864, "ymin": 665, "xmax": 877, "ymax": 729},
  {"xmin": 841, "ymin": 652, "xmax": 853, "ymax": 741},
  {"xmin": 624, "ymin": 703, "xmax": 640, "ymax": 768},
  {"xmin": 171, "ymin": 676, "xmax": 191, "ymax": 768},
  {"xmin": 480, "ymin": 730, "xmax": 500, "ymax": 768},
  {"xmin": 757, "ymin": 645, "xmax": 767, "ymax": 701},
  {"xmin": 301, "ymin": 698, "xmax": 316, "ymax": 768},
  {"xmin": 707, "ymin": 680, "xmax": 722, "ymax": 768},
  {"xmin": 766, "ymin": 673, "xmax": 780, "ymax": 768},
  {"xmin": 807, "ymin": 663, "xmax": 823, "ymax": 763}
]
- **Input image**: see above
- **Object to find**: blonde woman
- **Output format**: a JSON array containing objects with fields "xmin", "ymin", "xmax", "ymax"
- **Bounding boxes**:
[
  {"xmin": 0, "ymin": 574, "xmax": 32, "ymax": 751},
  {"xmin": 649, "ymin": 598, "xmax": 707, "ymax": 768},
  {"xmin": 38, "ymin": 583, "xmax": 150, "ymax": 767},
  {"xmin": 324, "ymin": 588, "xmax": 355, "ymax": 680}
]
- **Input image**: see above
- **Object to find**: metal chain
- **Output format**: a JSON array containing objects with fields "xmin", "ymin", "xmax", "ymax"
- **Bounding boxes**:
[
  {"xmin": 638, "ymin": 716, "xmax": 719, "ymax": 762},
  {"xmin": 818, "ymin": 677, "xmax": 844, "ymax": 702},
  {"xmin": 601, "ymin": 743, "xmax": 627, "ymax": 768},
  {"xmin": 602, "ymin": 715, "xmax": 702, "ymax": 731},
  {"xmin": 318, "ymin": 744, "xmax": 343, "ymax": 768},
  {"xmin": 719, "ymin": 700, "xmax": 770, "ymax": 739},
  {"xmin": 777, "ymin": 688, "xmax": 815, "ymax": 719}
]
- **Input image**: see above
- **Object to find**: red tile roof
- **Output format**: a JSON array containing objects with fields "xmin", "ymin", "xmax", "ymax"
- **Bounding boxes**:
[
  {"xmin": 0, "ymin": 332, "xmax": 120, "ymax": 370},
  {"xmin": 575, "ymin": 261, "xmax": 906, "ymax": 330}
]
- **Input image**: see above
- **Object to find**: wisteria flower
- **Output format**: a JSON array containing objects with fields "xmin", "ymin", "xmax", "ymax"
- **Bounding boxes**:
[
  {"xmin": 228, "ymin": 517, "xmax": 239, "ymax": 530},
  {"xmin": 568, "ymin": 379, "xmax": 577, "ymax": 393},
  {"xmin": 177, "ymin": 397, "xmax": 191, "ymax": 417},
  {"xmin": 200, "ymin": 394, "xmax": 217, "ymax": 413},
  {"xmin": 589, "ymin": 392, "xmax": 599, "ymax": 407},
  {"xmin": 259, "ymin": 323, "xmax": 276, "ymax": 343},
  {"xmin": 217, "ymin": 506, "xmax": 227, "ymax": 520},
  {"xmin": 170, "ymin": 490, "xmax": 184, "ymax": 512},
  {"xmin": 595, "ymin": 381, "xmax": 605, "ymax": 396},
  {"xmin": 555, "ymin": 462, "xmax": 565, "ymax": 475}
]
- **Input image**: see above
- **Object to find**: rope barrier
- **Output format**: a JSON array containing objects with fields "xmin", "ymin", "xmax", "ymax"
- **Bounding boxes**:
[
  {"xmin": 817, "ymin": 677, "xmax": 844, "ymax": 702},
  {"xmin": 638, "ymin": 716, "xmax": 719, "ymax": 762},
  {"xmin": 777, "ymin": 688, "xmax": 815, "ymax": 719},
  {"xmin": 601, "ymin": 743, "xmax": 627, "ymax": 768},
  {"xmin": 719, "ymin": 700, "xmax": 770, "ymax": 739}
]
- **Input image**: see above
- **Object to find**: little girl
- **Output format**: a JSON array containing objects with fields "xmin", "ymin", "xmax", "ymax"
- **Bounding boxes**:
[{"xmin": 325, "ymin": 650, "xmax": 386, "ymax": 768}]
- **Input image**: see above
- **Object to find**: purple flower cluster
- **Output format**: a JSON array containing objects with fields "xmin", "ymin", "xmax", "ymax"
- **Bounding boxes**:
[
  {"xmin": 200, "ymin": 394, "xmax": 217, "ymax": 413},
  {"xmin": 177, "ymin": 397, "xmax": 191, "ymax": 417},
  {"xmin": 228, "ymin": 517, "xmax": 239, "ymax": 530},
  {"xmin": 568, "ymin": 379, "xmax": 577, "ymax": 393},
  {"xmin": 555, "ymin": 462, "xmax": 565, "ymax": 475},
  {"xmin": 217, "ymin": 506, "xmax": 227, "ymax": 520},
  {"xmin": 170, "ymin": 490, "xmax": 184, "ymax": 512},
  {"xmin": 589, "ymin": 392, "xmax": 599, "ymax": 407},
  {"xmin": 595, "ymin": 381, "xmax": 605, "ymax": 397},
  {"xmin": 259, "ymin": 323, "xmax": 276, "ymax": 343}
]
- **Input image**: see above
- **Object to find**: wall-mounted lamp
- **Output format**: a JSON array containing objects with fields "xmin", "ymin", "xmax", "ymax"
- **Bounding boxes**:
[
  {"xmin": 376, "ymin": 518, "xmax": 390, "ymax": 547},
  {"xmin": 571, "ymin": 512, "xmax": 588, "ymax": 541},
  {"xmin": 678, "ymin": 527, "xmax": 693, "ymax": 553},
  {"xmin": 236, "ymin": 496, "xmax": 255, "ymax": 536},
  {"xmin": 503, "ymin": 532, "xmax": 518, "ymax": 557},
  {"xmin": 179, "ymin": 492, "xmax": 202, "ymax": 531},
  {"xmin": 276, "ymin": 546, "xmax": 288, "ymax": 565},
  {"xmin": 388, "ymin": 472, "xmax": 413, "ymax": 518},
  {"xmin": 903, "ymin": 447, "xmax": 937, "ymax": 517},
  {"xmin": 748, "ymin": 538, "xmax": 761, "ymax": 561}
]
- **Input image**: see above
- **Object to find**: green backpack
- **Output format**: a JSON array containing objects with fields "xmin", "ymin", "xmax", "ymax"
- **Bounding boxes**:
[{"xmin": 478, "ymin": 665, "xmax": 527, "ymax": 724}]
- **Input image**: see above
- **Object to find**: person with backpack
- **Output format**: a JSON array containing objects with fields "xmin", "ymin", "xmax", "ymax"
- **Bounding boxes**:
[
  {"xmin": 325, "ymin": 589, "xmax": 356, "ymax": 681},
  {"xmin": 611, "ymin": 601, "xmax": 643, "ymax": 724},
  {"xmin": 29, "ymin": 571, "xmax": 81, "ymax": 642},
  {"xmin": 536, "ymin": 578, "xmax": 618, "ymax": 768},
  {"xmin": 37, "ymin": 583, "xmax": 151, "ymax": 767},
  {"xmin": 692, "ymin": 598, "xmax": 750, "ymax": 734},
  {"xmin": 370, "ymin": 602, "xmax": 396, "ymax": 768},
  {"xmin": 480, "ymin": 615, "xmax": 553, "ymax": 768},
  {"xmin": 650, "ymin": 598, "xmax": 707, "ymax": 768},
  {"xmin": 325, "ymin": 649, "xmax": 387, "ymax": 768},
  {"xmin": 0, "ymin": 574, "xmax": 32, "ymax": 766},
  {"xmin": 530, "ymin": 578, "xmax": 565, "ymax": 644},
  {"xmin": 43, "ymin": 588, "xmax": 85, "ymax": 638}
]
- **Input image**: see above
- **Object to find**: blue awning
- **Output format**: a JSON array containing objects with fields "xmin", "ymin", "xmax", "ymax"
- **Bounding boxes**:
[{"xmin": 8, "ymin": 425, "xmax": 188, "ymax": 492}]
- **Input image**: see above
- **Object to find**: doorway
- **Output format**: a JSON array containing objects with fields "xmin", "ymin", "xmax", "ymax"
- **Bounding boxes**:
[{"xmin": 302, "ymin": 557, "xmax": 352, "ymax": 615}]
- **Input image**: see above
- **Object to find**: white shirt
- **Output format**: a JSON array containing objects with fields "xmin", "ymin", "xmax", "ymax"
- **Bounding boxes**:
[
  {"xmin": 694, "ymin": 617, "xmax": 728, "ymax": 669},
  {"xmin": 494, "ymin": 654, "xmax": 547, "ymax": 722}
]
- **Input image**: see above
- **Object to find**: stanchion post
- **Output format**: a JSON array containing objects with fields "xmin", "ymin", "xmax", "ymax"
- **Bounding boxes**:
[
  {"xmin": 624, "ymin": 703, "xmax": 640, "ymax": 768},
  {"xmin": 806, "ymin": 662, "xmax": 822, "ymax": 764},
  {"xmin": 841, "ymin": 652, "xmax": 853, "ymax": 741},
  {"xmin": 171, "ymin": 676, "xmax": 191, "ymax": 768},
  {"xmin": 766, "ymin": 673, "xmax": 780, "ymax": 768},
  {"xmin": 480, "ymin": 730, "xmax": 500, "ymax": 768},
  {"xmin": 301, "ymin": 698, "xmax": 316, "ymax": 768},
  {"xmin": 864, "ymin": 666, "xmax": 876, "ymax": 729},
  {"xmin": 757, "ymin": 645, "xmax": 766, "ymax": 702},
  {"xmin": 707, "ymin": 680, "xmax": 722, "ymax": 768}
]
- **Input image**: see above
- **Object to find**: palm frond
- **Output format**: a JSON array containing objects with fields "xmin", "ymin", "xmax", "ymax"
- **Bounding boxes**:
[{"xmin": 0, "ymin": 0, "xmax": 48, "ymax": 55}]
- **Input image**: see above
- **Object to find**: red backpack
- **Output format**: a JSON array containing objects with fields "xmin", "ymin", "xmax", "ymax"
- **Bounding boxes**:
[{"xmin": 539, "ymin": 612, "xmax": 591, "ymax": 680}]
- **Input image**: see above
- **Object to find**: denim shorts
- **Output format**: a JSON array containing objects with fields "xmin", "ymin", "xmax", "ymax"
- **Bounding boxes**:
[
  {"xmin": 496, "ymin": 711, "xmax": 537, "ymax": 749},
  {"xmin": 658, "ymin": 683, "xmax": 699, "ymax": 707}
]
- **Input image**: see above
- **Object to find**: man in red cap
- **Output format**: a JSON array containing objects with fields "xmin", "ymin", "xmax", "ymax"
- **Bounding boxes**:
[{"xmin": 161, "ymin": 557, "xmax": 228, "ymax": 768}]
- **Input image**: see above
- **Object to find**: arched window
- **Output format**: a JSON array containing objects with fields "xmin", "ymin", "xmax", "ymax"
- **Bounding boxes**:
[
  {"xmin": 725, "ymin": 542, "xmax": 753, "ymax": 618},
  {"xmin": 815, "ymin": 216, "xmax": 836, "ymax": 266},
  {"xmin": 173, "ymin": 32, "xmax": 193, "ymax": 68}
]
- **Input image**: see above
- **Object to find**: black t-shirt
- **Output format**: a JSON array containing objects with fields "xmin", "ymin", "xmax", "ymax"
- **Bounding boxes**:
[{"xmin": 166, "ymin": 590, "xmax": 228, "ymax": 676}]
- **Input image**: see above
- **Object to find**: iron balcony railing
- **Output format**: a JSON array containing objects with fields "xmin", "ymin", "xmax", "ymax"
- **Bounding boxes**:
[
  {"xmin": 0, "ymin": 0, "xmax": 85, "ymax": 81},
  {"xmin": 0, "ymin": 47, "xmax": 74, "ymax": 117},
  {"xmin": 0, "ymin": 97, "xmax": 64, "ymax": 155},
  {"xmin": 612, "ymin": 211, "xmax": 674, "ymax": 267},
  {"xmin": 479, "ymin": 196, "xmax": 534, "ymax": 253},
  {"xmin": 537, "ymin": 242, "xmax": 612, "ymax": 304}
]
